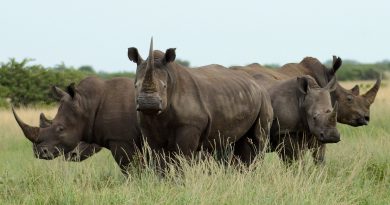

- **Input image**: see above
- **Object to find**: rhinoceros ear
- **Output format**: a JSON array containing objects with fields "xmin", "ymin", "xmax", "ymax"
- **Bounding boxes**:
[
  {"xmin": 163, "ymin": 48, "xmax": 176, "ymax": 65},
  {"xmin": 351, "ymin": 85, "xmax": 360, "ymax": 95},
  {"xmin": 331, "ymin": 55, "xmax": 342, "ymax": 74},
  {"xmin": 66, "ymin": 83, "xmax": 77, "ymax": 98},
  {"xmin": 52, "ymin": 86, "xmax": 68, "ymax": 100},
  {"xmin": 297, "ymin": 76, "xmax": 310, "ymax": 94},
  {"xmin": 128, "ymin": 47, "xmax": 143, "ymax": 65}
]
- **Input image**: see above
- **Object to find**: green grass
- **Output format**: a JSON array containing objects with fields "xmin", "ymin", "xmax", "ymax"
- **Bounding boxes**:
[{"xmin": 0, "ymin": 85, "xmax": 389, "ymax": 205}]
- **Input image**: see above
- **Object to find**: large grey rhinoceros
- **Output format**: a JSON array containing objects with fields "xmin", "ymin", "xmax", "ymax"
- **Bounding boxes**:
[
  {"xmin": 127, "ymin": 39, "xmax": 273, "ymax": 167},
  {"xmin": 13, "ymin": 77, "xmax": 142, "ymax": 174},
  {"xmin": 268, "ymin": 75, "xmax": 340, "ymax": 163}
]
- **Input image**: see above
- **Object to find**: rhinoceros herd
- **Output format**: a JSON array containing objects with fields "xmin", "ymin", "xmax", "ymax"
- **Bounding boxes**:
[{"xmin": 13, "ymin": 39, "xmax": 381, "ymax": 175}]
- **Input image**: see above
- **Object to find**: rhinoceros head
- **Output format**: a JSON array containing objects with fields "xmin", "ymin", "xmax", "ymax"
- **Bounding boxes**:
[
  {"xmin": 128, "ymin": 38, "xmax": 175, "ymax": 115},
  {"xmin": 297, "ymin": 76, "xmax": 340, "ymax": 143},
  {"xmin": 326, "ymin": 56, "xmax": 381, "ymax": 126},
  {"xmin": 333, "ymin": 77, "xmax": 381, "ymax": 127},
  {"xmin": 13, "ymin": 84, "xmax": 87, "ymax": 159}
]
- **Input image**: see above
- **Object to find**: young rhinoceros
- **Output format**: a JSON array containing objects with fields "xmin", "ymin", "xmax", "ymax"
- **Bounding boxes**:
[
  {"xmin": 13, "ymin": 77, "xmax": 142, "ymax": 174},
  {"xmin": 269, "ymin": 75, "xmax": 340, "ymax": 163}
]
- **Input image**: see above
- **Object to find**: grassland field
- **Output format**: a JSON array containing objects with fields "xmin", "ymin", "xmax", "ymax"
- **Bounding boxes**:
[{"xmin": 0, "ymin": 80, "xmax": 389, "ymax": 205}]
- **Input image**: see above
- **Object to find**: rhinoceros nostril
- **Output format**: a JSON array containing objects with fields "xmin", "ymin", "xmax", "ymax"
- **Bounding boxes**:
[
  {"xmin": 364, "ymin": 116, "xmax": 370, "ymax": 122},
  {"xmin": 71, "ymin": 152, "xmax": 78, "ymax": 159},
  {"xmin": 41, "ymin": 147, "xmax": 49, "ymax": 155},
  {"xmin": 320, "ymin": 132, "xmax": 325, "ymax": 140}
]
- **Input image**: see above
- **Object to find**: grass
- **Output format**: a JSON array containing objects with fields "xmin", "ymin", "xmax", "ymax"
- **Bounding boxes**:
[{"xmin": 0, "ymin": 81, "xmax": 389, "ymax": 205}]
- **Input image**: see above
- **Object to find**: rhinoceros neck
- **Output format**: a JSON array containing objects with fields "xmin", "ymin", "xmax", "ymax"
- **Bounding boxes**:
[
  {"xmin": 270, "ymin": 79, "xmax": 309, "ymax": 135},
  {"xmin": 76, "ymin": 78, "xmax": 105, "ymax": 144}
]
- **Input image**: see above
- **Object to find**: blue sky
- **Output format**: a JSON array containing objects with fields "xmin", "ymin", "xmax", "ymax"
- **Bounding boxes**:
[{"xmin": 0, "ymin": 0, "xmax": 389, "ymax": 72}]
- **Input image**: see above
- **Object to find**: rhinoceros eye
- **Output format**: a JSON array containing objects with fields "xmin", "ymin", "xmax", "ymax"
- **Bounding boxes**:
[{"xmin": 347, "ymin": 95, "xmax": 353, "ymax": 102}]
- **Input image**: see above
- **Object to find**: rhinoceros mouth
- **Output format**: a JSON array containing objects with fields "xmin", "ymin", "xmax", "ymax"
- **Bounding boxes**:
[
  {"xmin": 356, "ymin": 117, "xmax": 369, "ymax": 126},
  {"xmin": 346, "ymin": 117, "xmax": 369, "ymax": 127},
  {"xmin": 35, "ymin": 146, "xmax": 61, "ymax": 160},
  {"xmin": 318, "ymin": 132, "xmax": 340, "ymax": 144},
  {"xmin": 136, "ymin": 94, "xmax": 162, "ymax": 115}
]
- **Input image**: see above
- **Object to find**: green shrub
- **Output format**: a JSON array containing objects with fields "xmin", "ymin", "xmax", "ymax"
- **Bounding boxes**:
[{"xmin": 0, "ymin": 59, "xmax": 130, "ymax": 107}]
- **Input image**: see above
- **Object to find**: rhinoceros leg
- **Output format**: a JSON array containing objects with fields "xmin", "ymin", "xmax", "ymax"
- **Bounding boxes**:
[
  {"xmin": 311, "ymin": 144, "xmax": 326, "ymax": 165},
  {"xmin": 173, "ymin": 127, "xmax": 201, "ymax": 156},
  {"xmin": 233, "ymin": 136, "xmax": 257, "ymax": 166},
  {"xmin": 233, "ymin": 110, "xmax": 272, "ymax": 166},
  {"xmin": 277, "ymin": 134, "xmax": 305, "ymax": 165},
  {"xmin": 109, "ymin": 141, "xmax": 138, "ymax": 176}
]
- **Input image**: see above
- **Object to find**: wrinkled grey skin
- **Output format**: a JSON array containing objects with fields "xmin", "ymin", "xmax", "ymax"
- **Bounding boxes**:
[
  {"xmin": 37, "ymin": 111, "xmax": 103, "ymax": 161},
  {"xmin": 234, "ymin": 56, "xmax": 381, "ymax": 164},
  {"xmin": 13, "ymin": 77, "xmax": 142, "ymax": 174},
  {"xmin": 128, "ymin": 39, "xmax": 273, "ymax": 166},
  {"xmin": 280, "ymin": 56, "xmax": 380, "ymax": 127},
  {"xmin": 268, "ymin": 76, "xmax": 339, "ymax": 163}
]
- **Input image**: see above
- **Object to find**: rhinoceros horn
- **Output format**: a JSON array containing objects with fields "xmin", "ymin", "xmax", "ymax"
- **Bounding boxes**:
[
  {"xmin": 363, "ymin": 76, "xmax": 381, "ymax": 104},
  {"xmin": 326, "ymin": 101, "xmax": 338, "ymax": 125},
  {"xmin": 351, "ymin": 85, "xmax": 360, "ymax": 95},
  {"xmin": 12, "ymin": 107, "xmax": 39, "ymax": 142},
  {"xmin": 142, "ymin": 38, "xmax": 157, "ymax": 92},
  {"xmin": 331, "ymin": 101, "xmax": 338, "ymax": 120},
  {"xmin": 39, "ymin": 113, "xmax": 52, "ymax": 128},
  {"xmin": 324, "ymin": 76, "xmax": 337, "ymax": 92}
]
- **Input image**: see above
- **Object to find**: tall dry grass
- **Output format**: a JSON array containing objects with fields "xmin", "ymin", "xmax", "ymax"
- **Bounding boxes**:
[{"xmin": 0, "ymin": 81, "xmax": 389, "ymax": 205}]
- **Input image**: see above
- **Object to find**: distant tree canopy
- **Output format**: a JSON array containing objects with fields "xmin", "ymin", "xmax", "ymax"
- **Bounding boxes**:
[
  {"xmin": 265, "ymin": 59, "xmax": 389, "ymax": 81},
  {"xmin": 0, "ymin": 57, "xmax": 387, "ymax": 107},
  {"xmin": 324, "ymin": 60, "xmax": 389, "ymax": 81},
  {"xmin": 0, "ymin": 59, "xmax": 134, "ymax": 107},
  {"xmin": 176, "ymin": 59, "xmax": 190, "ymax": 67},
  {"xmin": 78, "ymin": 65, "xmax": 95, "ymax": 73}
]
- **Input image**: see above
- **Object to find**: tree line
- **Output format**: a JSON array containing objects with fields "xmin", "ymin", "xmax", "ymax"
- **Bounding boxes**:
[{"xmin": 0, "ymin": 58, "xmax": 387, "ymax": 107}]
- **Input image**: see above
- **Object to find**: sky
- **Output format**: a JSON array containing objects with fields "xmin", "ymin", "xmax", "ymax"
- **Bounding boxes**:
[{"xmin": 0, "ymin": 0, "xmax": 389, "ymax": 72}]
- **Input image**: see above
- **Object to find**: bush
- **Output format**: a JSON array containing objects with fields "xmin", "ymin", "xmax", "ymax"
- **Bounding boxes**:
[{"xmin": 325, "ymin": 60, "xmax": 389, "ymax": 81}]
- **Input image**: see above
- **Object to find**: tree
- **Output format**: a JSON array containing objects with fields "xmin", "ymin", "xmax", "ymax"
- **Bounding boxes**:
[{"xmin": 78, "ymin": 65, "xmax": 95, "ymax": 73}]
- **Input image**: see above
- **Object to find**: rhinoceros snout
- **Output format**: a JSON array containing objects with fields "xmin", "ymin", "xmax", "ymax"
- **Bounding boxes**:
[
  {"xmin": 36, "ymin": 146, "xmax": 57, "ymax": 160},
  {"xmin": 318, "ymin": 131, "xmax": 340, "ymax": 144},
  {"xmin": 136, "ymin": 94, "xmax": 162, "ymax": 115},
  {"xmin": 356, "ymin": 116, "xmax": 369, "ymax": 126}
]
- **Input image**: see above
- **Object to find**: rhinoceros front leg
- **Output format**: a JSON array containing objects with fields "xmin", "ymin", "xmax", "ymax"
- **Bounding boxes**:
[
  {"xmin": 173, "ymin": 126, "xmax": 201, "ymax": 156},
  {"xmin": 277, "ymin": 135, "xmax": 305, "ymax": 165},
  {"xmin": 65, "ymin": 142, "xmax": 102, "ymax": 162},
  {"xmin": 311, "ymin": 144, "xmax": 326, "ymax": 165},
  {"xmin": 109, "ymin": 141, "xmax": 138, "ymax": 176}
]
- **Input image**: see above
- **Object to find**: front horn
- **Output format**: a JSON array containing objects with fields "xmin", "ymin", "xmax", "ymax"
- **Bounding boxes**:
[
  {"xmin": 12, "ymin": 107, "xmax": 39, "ymax": 142},
  {"xmin": 363, "ymin": 76, "xmax": 382, "ymax": 104}
]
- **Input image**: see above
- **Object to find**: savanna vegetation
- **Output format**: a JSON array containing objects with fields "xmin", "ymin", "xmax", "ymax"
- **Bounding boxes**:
[{"xmin": 0, "ymin": 80, "xmax": 388, "ymax": 204}]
